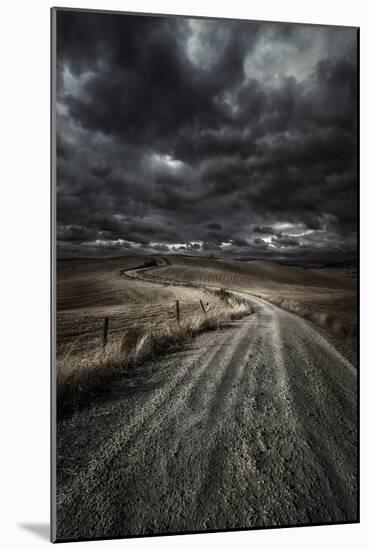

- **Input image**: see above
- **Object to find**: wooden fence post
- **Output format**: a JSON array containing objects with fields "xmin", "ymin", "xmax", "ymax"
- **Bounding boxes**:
[
  {"xmin": 102, "ymin": 316, "xmax": 109, "ymax": 348},
  {"xmin": 176, "ymin": 300, "xmax": 180, "ymax": 325},
  {"xmin": 200, "ymin": 299, "xmax": 207, "ymax": 314}
]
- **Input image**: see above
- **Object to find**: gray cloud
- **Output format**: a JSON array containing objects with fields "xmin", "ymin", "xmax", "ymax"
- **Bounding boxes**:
[
  {"xmin": 253, "ymin": 225, "xmax": 275, "ymax": 235},
  {"xmin": 272, "ymin": 235, "xmax": 300, "ymax": 247},
  {"xmin": 56, "ymin": 11, "xmax": 358, "ymax": 263}
]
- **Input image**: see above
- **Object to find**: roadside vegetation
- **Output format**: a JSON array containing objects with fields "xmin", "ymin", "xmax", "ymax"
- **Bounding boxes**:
[
  {"xmin": 57, "ymin": 289, "xmax": 251, "ymax": 416},
  {"xmin": 56, "ymin": 254, "xmax": 356, "ymax": 416},
  {"xmin": 259, "ymin": 294, "xmax": 357, "ymax": 338},
  {"xmin": 143, "ymin": 256, "xmax": 357, "ymax": 340}
]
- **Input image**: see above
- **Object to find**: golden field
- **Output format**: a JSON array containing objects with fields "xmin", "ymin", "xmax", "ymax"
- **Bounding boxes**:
[{"xmin": 57, "ymin": 255, "xmax": 356, "ymax": 413}]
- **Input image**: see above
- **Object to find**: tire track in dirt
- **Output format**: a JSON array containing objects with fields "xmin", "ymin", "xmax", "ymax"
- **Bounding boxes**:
[
  {"xmin": 56, "ymin": 269, "xmax": 357, "ymax": 540},
  {"xmin": 57, "ymin": 316, "xmax": 257, "ymax": 537}
]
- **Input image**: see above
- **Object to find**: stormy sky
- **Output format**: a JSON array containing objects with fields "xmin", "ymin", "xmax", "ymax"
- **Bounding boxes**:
[{"xmin": 56, "ymin": 10, "xmax": 358, "ymax": 263}]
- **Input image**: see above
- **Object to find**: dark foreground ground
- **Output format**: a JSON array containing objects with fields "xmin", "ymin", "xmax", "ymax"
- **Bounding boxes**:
[{"xmin": 56, "ymin": 292, "xmax": 357, "ymax": 540}]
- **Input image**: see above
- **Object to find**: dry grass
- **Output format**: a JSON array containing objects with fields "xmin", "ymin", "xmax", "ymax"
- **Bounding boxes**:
[
  {"xmin": 57, "ymin": 295, "xmax": 251, "ymax": 415},
  {"xmin": 143, "ymin": 256, "xmax": 357, "ymax": 339},
  {"xmin": 57, "ymin": 258, "xmax": 224, "ymax": 357},
  {"xmin": 258, "ymin": 293, "xmax": 357, "ymax": 338},
  {"xmin": 143, "ymin": 256, "xmax": 356, "ymax": 292},
  {"xmin": 56, "ymin": 254, "xmax": 356, "ymax": 415}
]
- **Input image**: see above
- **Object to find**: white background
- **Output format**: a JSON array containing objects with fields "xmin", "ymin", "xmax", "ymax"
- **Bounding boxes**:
[{"xmin": 0, "ymin": 0, "xmax": 367, "ymax": 547}]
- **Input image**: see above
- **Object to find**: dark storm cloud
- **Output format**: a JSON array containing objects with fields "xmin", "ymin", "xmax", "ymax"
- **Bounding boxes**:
[
  {"xmin": 272, "ymin": 235, "xmax": 300, "ymax": 247},
  {"xmin": 57, "ymin": 224, "xmax": 98, "ymax": 243},
  {"xmin": 253, "ymin": 237, "xmax": 268, "ymax": 249},
  {"xmin": 202, "ymin": 242, "xmax": 222, "ymax": 251},
  {"xmin": 90, "ymin": 163, "xmax": 112, "ymax": 178},
  {"xmin": 152, "ymin": 244, "xmax": 170, "ymax": 252},
  {"xmin": 206, "ymin": 222, "xmax": 223, "ymax": 230},
  {"xmin": 56, "ymin": 10, "xmax": 358, "ymax": 261},
  {"xmin": 253, "ymin": 225, "xmax": 275, "ymax": 235},
  {"xmin": 232, "ymin": 237, "xmax": 249, "ymax": 247}
]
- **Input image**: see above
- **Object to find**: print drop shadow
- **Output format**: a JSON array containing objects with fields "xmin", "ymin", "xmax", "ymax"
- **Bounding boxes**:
[{"xmin": 18, "ymin": 523, "xmax": 49, "ymax": 541}]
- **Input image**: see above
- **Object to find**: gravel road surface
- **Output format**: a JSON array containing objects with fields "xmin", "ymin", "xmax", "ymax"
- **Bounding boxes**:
[{"xmin": 56, "ymin": 291, "xmax": 357, "ymax": 540}]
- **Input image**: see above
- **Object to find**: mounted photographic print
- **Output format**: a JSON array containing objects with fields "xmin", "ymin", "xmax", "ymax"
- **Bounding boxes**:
[{"xmin": 51, "ymin": 7, "xmax": 359, "ymax": 543}]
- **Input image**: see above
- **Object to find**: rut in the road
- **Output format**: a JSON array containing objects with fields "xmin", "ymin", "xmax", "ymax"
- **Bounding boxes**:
[
  {"xmin": 57, "ymin": 317, "xmax": 258, "ymax": 537},
  {"xmin": 56, "ymin": 295, "xmax": 357, "ymax": 540}
]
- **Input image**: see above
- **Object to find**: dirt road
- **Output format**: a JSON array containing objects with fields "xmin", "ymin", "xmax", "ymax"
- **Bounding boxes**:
[{"xmin": 56, "ymin": 288, "xmax": 357, "ymax": 540}]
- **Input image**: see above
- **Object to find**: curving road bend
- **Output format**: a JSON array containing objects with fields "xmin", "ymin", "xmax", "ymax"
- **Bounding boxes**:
[{"xmin": 56, "ymin": 291, "xmax": 357, "ymax": 540}]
